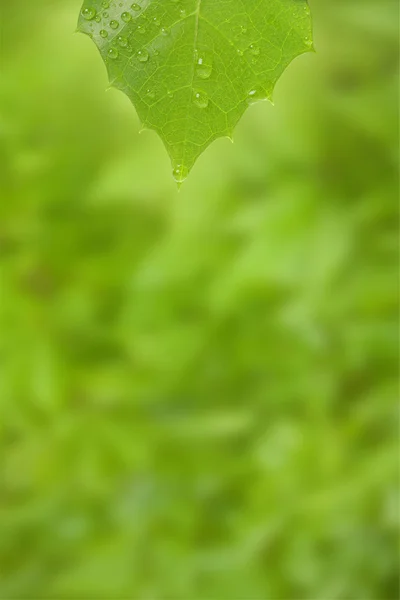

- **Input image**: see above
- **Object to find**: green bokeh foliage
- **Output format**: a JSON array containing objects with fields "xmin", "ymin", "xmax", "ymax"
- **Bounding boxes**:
[{"xmin": 0, "ymin": 0, "xmax": 398, "ymax": 598}]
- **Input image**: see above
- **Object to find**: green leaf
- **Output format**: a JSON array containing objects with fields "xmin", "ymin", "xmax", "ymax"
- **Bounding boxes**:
[{"xmin": 77, "ymin": 0, "xmax": 313, "ymax": 183}]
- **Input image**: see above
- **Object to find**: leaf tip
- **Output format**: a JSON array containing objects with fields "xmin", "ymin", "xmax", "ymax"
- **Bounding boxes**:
[{"xmin": 77, "ymin": 0, "xmax": 315, "ymax": 185}]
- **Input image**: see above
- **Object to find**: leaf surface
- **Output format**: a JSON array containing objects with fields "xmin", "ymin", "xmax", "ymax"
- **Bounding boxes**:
[{"xmin": 78, "ymin": 0, "xmax": 313, "ymax": 182}]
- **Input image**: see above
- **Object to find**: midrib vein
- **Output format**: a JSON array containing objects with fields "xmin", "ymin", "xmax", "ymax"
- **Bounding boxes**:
[{"xmin": 182, "ymin": 0, "xmax": 202, "ymax": 165}]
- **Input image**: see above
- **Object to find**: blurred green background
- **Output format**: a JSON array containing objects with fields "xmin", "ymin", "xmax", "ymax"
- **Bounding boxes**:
[{"xmin": 1, "ymin": 0, "xmax": 399, "ymax": 598}]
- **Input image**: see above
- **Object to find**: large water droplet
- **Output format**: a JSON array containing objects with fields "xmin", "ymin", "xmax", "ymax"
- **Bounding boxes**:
[
  {"xmin": 82, "ymin": 7, "xmax": 96, "ymax": 20},
  {"xmin": 196, "ymin": 55, "xmax": 212, "ymax": 80},
  {"xmin": 100, "ymin": 29, "xmax": 108, "ymax": 38},
  {"xmin": 173, "ymin": 164, "xmax": 188, "ymax": 183},
  {"xmin": 131, "ymin": 3, "xmax": 141, "ymax": 11},
  {"xmin": 110, "ymin": 20, "xmax": 119, "ymax": 29},
  {"xmin": 121, "ymin": 12, "xmax": 132, "ymax": 23},
  {"xmin": 193, "ymin": 90, "xmax": 209, "ymax": 109}
]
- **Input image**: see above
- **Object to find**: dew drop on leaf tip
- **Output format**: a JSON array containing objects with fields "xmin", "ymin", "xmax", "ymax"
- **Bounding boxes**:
[
  {"xmin": 173, "ymin": 164, "xmax": 189, "ymax": 184},
  {"xmin": 247, "ymin": 89, "xmax": 266, "ymax": 104}
]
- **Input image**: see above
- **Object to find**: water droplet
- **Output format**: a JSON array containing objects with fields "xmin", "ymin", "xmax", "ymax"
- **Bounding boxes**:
[
  {"xmin": 95, "ymin": 15, "xmax": 101, "ymax": 23},
  {"xmin": 117, "ymin": 36, "xmax": 128, "ymax": 47},
  {"xmin": 108, "ymin": 47, "xmax": 119, "ymax": 59},
  {"xmin": 160, "ymin": 27, "xmax": 170, "ymax": 36},
  {"xmin": 167, "ymin": 90, "xmax": 174, "ymax": 98},
  {"xmin": 249, "ymin": 43, "xmax": 260, "ymax": 56},
  {"xmin": 173, "ymin": 164, "xmax": 188, "ymax": 184},
  {"xmin": 137, "ymin": 24, "xmax": 146, "ymax": 34},
  {"xmin": 102, "ymin": 1, "xmax": 110, "ymax": 7},
  {"xmin": 110, "ymin": 20, "xmax": 119, "ymax": 29},
  {"xmin": 153, "ymin": 17, "xmax": 161, "ymax": 26},
  {"xmin": 193, "ymin": 90, "xmax": 209, "ymax": 109},
  {"xmin": 180, "ymin": 9, "xmax": 187, "ymax": 17},
  {"xmin": 196, "ymin": 55, "xmax": 212, "ymax": 80},
  {"xmin": 137, "ymin": 48, "xmax": 149, "ymax": 62},
  {"xmin": 82, "ymin": 7, "xmax": 96, "ymax": 20},
  {"xmin": 131, "ymin": 3, "xmax": 141, "ymax": 11},
  {"xmin": 100, "ymin": 29, "xmax": 108, "ymax": 38},
  {"xmin": 237, "ymin": 49, "xmax": 244, "ymax": 56},
  {"xmin": 247, "ymin": 89, "xmax": 266, "ymax": 104},
  {"xmin": 146, "ymin": 89, "xmax": 156, "ymax": 100},
  {"xmin": 121, "ymin": 12, "xmax": 132, "ymax": 23},
  {"xmin": 103, "ymin": 11, "xmax": 109, "ymax": 18}
]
